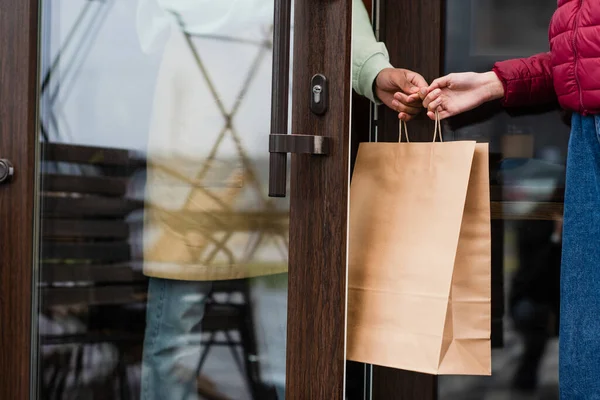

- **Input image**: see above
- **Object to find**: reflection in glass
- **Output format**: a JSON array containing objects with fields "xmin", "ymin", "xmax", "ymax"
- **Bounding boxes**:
[
  {"xmin": 37, "ymin": 1, "xmax": 288, "ymax": 399},
  {"xmin": 470, "ymin": 0, "xmax": 553, "ymax": 56},
  {"xmin": 440, "ymin": 1, "xmax": 565, "ymax": 399}
]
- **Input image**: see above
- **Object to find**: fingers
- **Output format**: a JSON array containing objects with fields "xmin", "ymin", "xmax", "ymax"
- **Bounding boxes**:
[
  {"xmin": 429, "ymin": 97, "xmax": 444, "ymax": 113},
  {"xmin": 389, "ymin": 71, "xmax": 454, "ymax": 121},
  {"xmin": 393, "ymin": 92, "xmax": 422, "ymax": 107},
  {"xmin": 391, "ymin": 99, "xmax": 420, "ymax": 116},
  {"xmin": 416, "ymin": 75, "xmax": 451, "ymax": 101},
  {"xmin": 391, "ymin": 91, "xmax": 422, "ymax": 121},
  {"xmin": 406, "ymin": 92, "xmax": 421, "ymax": 102},
  {"xmin": 422, "ymin": 88, "xmax": 442, "ymax": 109},
  {"xmin": 394, "ymin": 70, "xmax": 428, "ymax": 96},
  {"xmin": 423, "ymin": 90, "xmax": 447, "ymax": 120},
  {"xmin": 427, "ymin": 110, "xmax": 450, "ymax": 120},
  {"xmin": 408, "ymin": 72, "xmax": 428, "ymax": 92},
  {"xmin": 427, "ymin": 75, "xmax": 451, "ymax": 92},
  {"xmin": 393, "ymin": 92, "xmax": 420, "ymax": 106},
  {"xmin": 398, "ymin": 112, "xmax": 419, "ymax": 121}
]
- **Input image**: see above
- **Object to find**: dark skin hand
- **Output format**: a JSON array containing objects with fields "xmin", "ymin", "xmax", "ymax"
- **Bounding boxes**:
[{"xmin": 375, "ymin": 68, "xmax": 428, "ymax": 121}]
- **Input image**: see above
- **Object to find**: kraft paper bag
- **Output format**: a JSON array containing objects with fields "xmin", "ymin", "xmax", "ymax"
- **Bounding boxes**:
[{"xmin": 347, "ymin": 120, "xmax": 491, "ymax": 375}]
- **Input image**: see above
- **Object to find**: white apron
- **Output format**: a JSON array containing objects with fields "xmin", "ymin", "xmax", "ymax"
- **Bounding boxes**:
[{"xmin": 140, "ymin": 1, "xmax": 289, "ymax": 280}]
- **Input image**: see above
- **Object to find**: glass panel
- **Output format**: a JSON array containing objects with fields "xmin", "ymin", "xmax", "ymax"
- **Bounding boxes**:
[
  {"xmin": 35, "ymin": 1, "xmax": 290, "ymax": 398},
  {"xmin": 469, "ymin": 0, "xmax": 553, "ymax": 57},
  {"xmin": 440, "ymin": 1, "xmax": 564, "ymax": 399}
]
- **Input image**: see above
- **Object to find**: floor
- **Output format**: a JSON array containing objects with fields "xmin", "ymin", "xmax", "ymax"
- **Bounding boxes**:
[{"xmin": 439, "ymin": 325, "xmax": 559, "ymax": 400}]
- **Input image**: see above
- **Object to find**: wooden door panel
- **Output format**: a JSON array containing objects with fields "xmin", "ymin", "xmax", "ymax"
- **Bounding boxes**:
[
  {"xmin": 0, "ymin": 0, "xmax": 39, "ymax": 398},
  {"xmin": 286, "ymin": 0, "xmax": 353, "ymax": 398}
]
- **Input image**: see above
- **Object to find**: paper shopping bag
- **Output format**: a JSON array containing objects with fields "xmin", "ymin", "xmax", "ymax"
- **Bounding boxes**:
[{"xmin": 346, "ymin": 122, "xmax": 491, "ymax": 375}]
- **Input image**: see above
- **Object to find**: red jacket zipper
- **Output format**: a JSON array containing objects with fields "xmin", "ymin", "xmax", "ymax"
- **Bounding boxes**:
[{"xmin": 572, "ymin": 0, "xmax": 584, "ymax": 113}]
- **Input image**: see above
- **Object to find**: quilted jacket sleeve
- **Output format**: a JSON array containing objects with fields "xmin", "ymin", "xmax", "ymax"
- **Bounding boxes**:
[{"xmin": 492, "ymin": 52, "xmax": 556, "ymax": 107}]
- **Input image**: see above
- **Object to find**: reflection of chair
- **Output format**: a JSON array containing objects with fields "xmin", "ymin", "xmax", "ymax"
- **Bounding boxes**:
[
  {"xmin": 200, "ymin": 280, "xmax": 280, "ymax": 400},
  {"xmin": 39, "ymin": 142, "xmax": 147, "ymax": 399},
  {"xmin": 38, "ymin": 142, "xmax": 285, "ymax": 399}
]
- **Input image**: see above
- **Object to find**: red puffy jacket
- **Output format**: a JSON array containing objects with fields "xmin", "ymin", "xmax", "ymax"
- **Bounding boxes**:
[{"xmin": 492, "ymin": 0, "xmax": 600, "ymax": 115}]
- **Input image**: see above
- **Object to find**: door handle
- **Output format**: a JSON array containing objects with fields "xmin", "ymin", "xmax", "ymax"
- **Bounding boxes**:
[
  {"xmin": 268, "ymin": 0, "xmax": 331, "ymax": 197},
  {"xmin": 268, "ymin": 134, "xmax": 331, "ymax": 197},
  {"xmin": 0, "ymin": 159, "xmax": 14, "ymax": 184}
]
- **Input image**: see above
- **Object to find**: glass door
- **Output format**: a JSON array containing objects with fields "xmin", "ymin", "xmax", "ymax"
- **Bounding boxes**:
[
  {"xmin": 439, "ymin": 1, "xmax": 565, "ymax": 399},
  {"xmin": 38, "ymin": 1, "xmax": 290, "ymax": 398},
  {"xmin": 0, "ymin": 0, "xmax": 355, "ymax": 398}
]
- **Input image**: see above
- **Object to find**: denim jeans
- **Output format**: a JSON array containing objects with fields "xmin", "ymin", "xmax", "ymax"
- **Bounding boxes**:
[
  {"xmin": 560, "ymin": 113, "xmax": 600, "ymax": 399},
  {"xmin": 140, "ymin": 277, "xmax": 286, "ymax": 399},
  {"xmin": 141, "ymin": 278, "xmax": 212, "ymax": 400}
]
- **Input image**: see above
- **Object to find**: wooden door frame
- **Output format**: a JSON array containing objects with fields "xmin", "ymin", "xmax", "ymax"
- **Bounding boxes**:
[
  {"xmin": 0, "ymin": 0, "xmax": 40, "ymax": 398},
  {"xmin": 286, "ymin": 0, "xmax": 353, "ymax": 398}
]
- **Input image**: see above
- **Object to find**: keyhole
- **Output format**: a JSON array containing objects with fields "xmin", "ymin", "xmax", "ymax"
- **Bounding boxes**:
[{"xmin": 313, "ymin": 85, "xmax": 322, "ymax": 104}]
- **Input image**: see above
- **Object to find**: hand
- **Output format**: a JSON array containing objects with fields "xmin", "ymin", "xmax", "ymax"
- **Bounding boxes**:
[
  {"xmin": 375, "ymin": 68, "xmax": 428, "ymax": 121},
  {"xmin": 421, "ymin": 71, "xmax": 505, "ymax": 120}
]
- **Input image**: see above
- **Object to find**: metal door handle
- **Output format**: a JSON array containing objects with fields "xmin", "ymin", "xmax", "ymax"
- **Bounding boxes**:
[
  {"xmin": 268, "ymin": 0, "xmax": 334, "ymax": 197},
  {"xmin": 0, "ymin": 159, "xmax": 14, "ymax": 184},
  {"xmin": 268, "ymin": 134, "xmax": 330, "ymax": 197}
]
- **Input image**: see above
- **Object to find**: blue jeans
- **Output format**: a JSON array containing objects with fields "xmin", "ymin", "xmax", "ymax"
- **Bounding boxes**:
[
  {"xmin": 140, "ymin": 277, "xmax": 286, "ymax": 399},
  {"xmin": 560, "ymin": 113, "xmax": 600, "ymax": 399},
  {"xmin": 141, "ymin": 278, "xmax": 212, "ymax": 400}
]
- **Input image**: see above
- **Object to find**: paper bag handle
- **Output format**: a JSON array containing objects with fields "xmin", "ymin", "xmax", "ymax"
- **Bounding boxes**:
[{"xmin": 399, "ymin": 111, "xmax": 444, "ymax": 143}]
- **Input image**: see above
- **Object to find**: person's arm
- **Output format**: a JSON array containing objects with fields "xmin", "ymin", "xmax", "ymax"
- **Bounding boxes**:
[
  {"xmin": 352, "ymin": 0, "xmax": 428, "ymax": 120},
  {"xmin": 351, "ymin": 0, "xmax": 393, "ymax": 103},
  {"xmin": 420, "ymin": 52, "xmax": 555, "ymax": 120},
  {"xmin": 493, "ymin": 52, "xmax": 556, "ymax": 107}
]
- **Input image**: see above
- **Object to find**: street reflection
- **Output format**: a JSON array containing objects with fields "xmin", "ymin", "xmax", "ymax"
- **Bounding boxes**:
[{"xmin": 438, "ymin": 0, "xmax": 566, "ymax": 398}]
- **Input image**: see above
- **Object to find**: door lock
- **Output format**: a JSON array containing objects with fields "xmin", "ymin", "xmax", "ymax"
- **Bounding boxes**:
[
  {"xmin": 0, "ymin": 159, "xmax": 14, "ymax": 184},
  {"xmin": 310, "ymin": 74, "xmax": 328, "ymax": 115},
  {"xmin": 312, "ymin": 85, "xmax": 322, "ymax": 103}
]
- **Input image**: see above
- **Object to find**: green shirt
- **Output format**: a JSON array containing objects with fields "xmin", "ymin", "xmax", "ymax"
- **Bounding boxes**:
[{"xmin": 352, "ymin": 0, "xmax": 393, "ymax": 104}]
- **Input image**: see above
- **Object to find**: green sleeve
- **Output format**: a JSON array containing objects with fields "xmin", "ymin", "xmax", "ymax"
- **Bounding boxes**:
[{"xmin": 352, "ymin": 0, "xmax": 393, "ymax": 104}]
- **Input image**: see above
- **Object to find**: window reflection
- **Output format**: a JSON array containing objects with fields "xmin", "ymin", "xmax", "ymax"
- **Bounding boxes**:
[
  {"xmin": 38, "ymin": 1, "xmax": 288, "ymax": 399},
  {"xmin": 470, "ymin": 0, "xmax": 553, "ymax": 56},
  {"xmin": 440, "ymin": 0, "xmax": 564, "ymax": 399}
]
